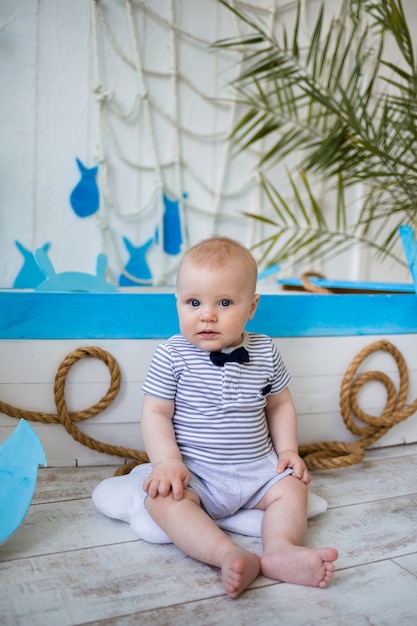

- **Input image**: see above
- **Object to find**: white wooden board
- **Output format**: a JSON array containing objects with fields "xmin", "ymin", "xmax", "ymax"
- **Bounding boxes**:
[{"xmin": 1, "ymin": 335, "xmax": 417, "ymax": 466}]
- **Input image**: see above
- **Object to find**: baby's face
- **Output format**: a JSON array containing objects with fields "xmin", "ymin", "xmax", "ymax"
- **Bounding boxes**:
[{"xmin": 176, "ymin": 261, "xmax": 259, "ymax": 352}]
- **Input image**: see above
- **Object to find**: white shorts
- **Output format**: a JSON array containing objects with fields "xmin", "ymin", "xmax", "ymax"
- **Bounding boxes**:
[{"xmin": 183, "ymin": 451, "xmax": 293, "ymax": 519}]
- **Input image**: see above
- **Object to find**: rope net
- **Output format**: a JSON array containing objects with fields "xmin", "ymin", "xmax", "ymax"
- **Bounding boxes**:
[{"xmin": 90, "ymin": 0, "xmax": 351, "ymax": 286}]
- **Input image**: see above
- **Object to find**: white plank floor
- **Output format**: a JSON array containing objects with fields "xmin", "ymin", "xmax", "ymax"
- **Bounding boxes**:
[{"xmin": 2, "ymin": 444, "xmax": 417, "ymax": 626}]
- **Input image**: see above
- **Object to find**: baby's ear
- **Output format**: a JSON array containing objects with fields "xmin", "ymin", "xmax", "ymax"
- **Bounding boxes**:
[{"xmin": 249, "ymin": 294, "xmax": 261, "ymax": 318}]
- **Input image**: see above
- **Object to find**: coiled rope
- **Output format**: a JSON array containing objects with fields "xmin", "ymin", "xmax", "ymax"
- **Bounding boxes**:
[
  {"xmin": 299, "ymin": 339, "xmax": 417, "ymax": 469},
  {"xmin": 0, "ymin": 346, "xmax": 148, "ymax": 476},
  {"xmin": 1, "ymin": 341, "xmax": 416, "ymax": 474}
]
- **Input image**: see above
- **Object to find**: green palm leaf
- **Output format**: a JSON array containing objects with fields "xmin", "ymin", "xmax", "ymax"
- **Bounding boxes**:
[{"xmin": 216, "ymin": 0, "xmax": 417, "ymax": 270}]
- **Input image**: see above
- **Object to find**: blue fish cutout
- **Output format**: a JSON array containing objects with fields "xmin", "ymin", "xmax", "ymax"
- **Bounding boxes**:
[
  {"xmin": 119, "ymin": 236, "xmax": 153, "ymax": 286},
  {"xmin": 13, "ymin": 241, "xmax": 50, "ymax": 289},
  {"xmin": 70, "ymin": 158, "xmax": 100, "ymax": 217},
  {"xmin": 34, "ymin": 249, "xmax": 118, "ymax": 292},
  {"xmin": 399, "ymin": 225, "xmax": 417, "ymax": 294},
  {"xmin": 0, "ymin": 419, "xmax": 46, "ymax": 544},
  {"xmin": 162, "ymin": 193, "xmax": 183, "ymax": 255}
]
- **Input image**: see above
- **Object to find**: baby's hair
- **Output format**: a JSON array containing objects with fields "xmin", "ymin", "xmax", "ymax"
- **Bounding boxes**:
[{"xmin": 178, "ymin": 236, "xmax": 258, "ymax": 291}]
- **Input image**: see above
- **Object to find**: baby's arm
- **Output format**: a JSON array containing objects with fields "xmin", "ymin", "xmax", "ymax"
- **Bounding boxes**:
[
  {"xmin": 141, "ymin": 393, "xmax": 190, "ymax": 500},
  {"xmin": 266, "ymin": 387, "xmax": 311, "ymax": 485}
]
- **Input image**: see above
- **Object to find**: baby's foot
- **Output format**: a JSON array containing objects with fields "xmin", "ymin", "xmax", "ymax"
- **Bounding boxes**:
[
  {"xmin": 221, "ymin": 549, "xmax": 261, "ymax": 598},
  {"xmin": 261, "ymin": 545, "xmax": 338, "ymax": 588}
]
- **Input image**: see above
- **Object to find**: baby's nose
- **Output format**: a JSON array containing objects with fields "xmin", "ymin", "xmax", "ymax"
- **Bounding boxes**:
[{"xmin": 200, "ymin": 305, "xmax": 217, "ymax": 321}]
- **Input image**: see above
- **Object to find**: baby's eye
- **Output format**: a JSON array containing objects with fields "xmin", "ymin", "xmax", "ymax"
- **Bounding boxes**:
[
  {"xmin": 189, "ymin": 299, "xmax": 200, "ymax": 307},
  {"xmin": 220, "ymin": 299, "xmax": 231, "ymax": 307}
]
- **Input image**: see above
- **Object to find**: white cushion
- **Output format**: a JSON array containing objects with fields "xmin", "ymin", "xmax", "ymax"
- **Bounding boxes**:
[{"xmin": 92, "ymin": 463, "xmax": 328, "ymax": 544}]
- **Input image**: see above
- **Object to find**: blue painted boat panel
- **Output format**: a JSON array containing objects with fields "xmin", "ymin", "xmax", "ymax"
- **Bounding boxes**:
[{"xmin": 1, "ymin": 292, "xmax": 417, "ymax": 338}]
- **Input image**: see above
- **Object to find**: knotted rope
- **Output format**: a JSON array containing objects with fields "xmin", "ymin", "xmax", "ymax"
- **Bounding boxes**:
[
  {"xmin": 0, "ymin": 346, "xmax": 148, "ymax": 476},
  {"xmin": 1, "ymin": 341, "xmax": 416, "ymax": 474},
  {"xmin": 299, "ymin": 339, "xmax": 417, "ymax": 470}
]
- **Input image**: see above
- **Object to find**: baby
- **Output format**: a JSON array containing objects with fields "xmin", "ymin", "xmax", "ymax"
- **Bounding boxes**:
[{"xmin": 141, "ymin": 236, "xmax": 338, "ymax": 598}]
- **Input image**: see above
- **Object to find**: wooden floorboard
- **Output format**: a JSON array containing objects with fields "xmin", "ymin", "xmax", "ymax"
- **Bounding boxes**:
[
  {"xmin": 1, "ymin": 445, "xmax": 417, "ymax": 626},
  {"xmin": 84, "ymin": 562, "xmax": 417, "ymax": 626}
]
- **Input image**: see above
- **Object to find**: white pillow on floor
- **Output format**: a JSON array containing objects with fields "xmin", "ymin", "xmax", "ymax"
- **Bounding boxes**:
[{"xmin": 92, "ymin": 463, "xmax": 328, "ymax": 544}]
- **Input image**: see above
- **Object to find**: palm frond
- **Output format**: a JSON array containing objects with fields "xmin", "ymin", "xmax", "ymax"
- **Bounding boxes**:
[{"xmin": 216, "ymin": 0, "xmax": 417, "ymax": 268}]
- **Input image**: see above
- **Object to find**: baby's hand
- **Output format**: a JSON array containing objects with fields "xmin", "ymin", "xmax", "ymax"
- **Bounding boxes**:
[
  {"xmin": 277, "ymin": 450, "xmax": 311, "ymax": 485},
  {"xmin": 143, "ymin": 459, "xmax": 190, "ymax": 501}
]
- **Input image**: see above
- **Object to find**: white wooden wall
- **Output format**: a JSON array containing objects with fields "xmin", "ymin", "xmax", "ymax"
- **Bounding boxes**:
[
  {"xmin": 1, "ymin": 0, "xmax": 415, "ymax": 289},
  {"xmin": 1, "ymin": 335, "xmax": 417, "ymax": 466}
]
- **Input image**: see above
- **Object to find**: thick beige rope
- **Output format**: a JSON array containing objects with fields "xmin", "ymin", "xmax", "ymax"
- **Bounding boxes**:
[
  {"xmin": 300, "ymin": 271, "xmax": 333, "ymax": 294},
  {"xmin": 299, "ymin": 339, "xmax": 417, "ymax": 469},
  {"xmin": 0, "ymin": 346, "xmax": 148, "ymax": 476},
  {"xmin": 1, "ymin": 341, "xmax": 416, "ymax": 474}
]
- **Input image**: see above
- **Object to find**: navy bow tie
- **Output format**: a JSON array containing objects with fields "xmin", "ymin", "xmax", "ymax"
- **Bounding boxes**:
[{"xmin": 209, "ymin": 346, "xmax": 249, "ymax": 367}]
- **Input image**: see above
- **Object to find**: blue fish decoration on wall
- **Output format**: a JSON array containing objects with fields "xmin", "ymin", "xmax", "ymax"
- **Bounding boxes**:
[
  {"xmin": 70, "ymin": 158, "xmax": 100, "ymax": 217},
  {"xmin": 13, "ymin": 240, "xmax": 50, "ymax": 289},
  {"xmin": 34, "ymin": 248, "xmax": 118, "ymax": 292},
  {"xmin": 162, "ymin": 193, "xmax": 183, "ymax": 255},
  {"xmin": 119, "ymin": 236, "xmax": 153, "ymax": 286},
  {"xmin": 0, "ymin": 419, "xmax": 46, "ymax": 544}
]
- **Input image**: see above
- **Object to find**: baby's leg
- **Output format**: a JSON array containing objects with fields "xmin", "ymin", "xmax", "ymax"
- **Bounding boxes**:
[
  {"xmin": 145, "ymin": 489, "xmax": 260, "ymax": 598},
  {"xmin": 255, "ymin": 475, "xmax": 338, "ymax": 588}
]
